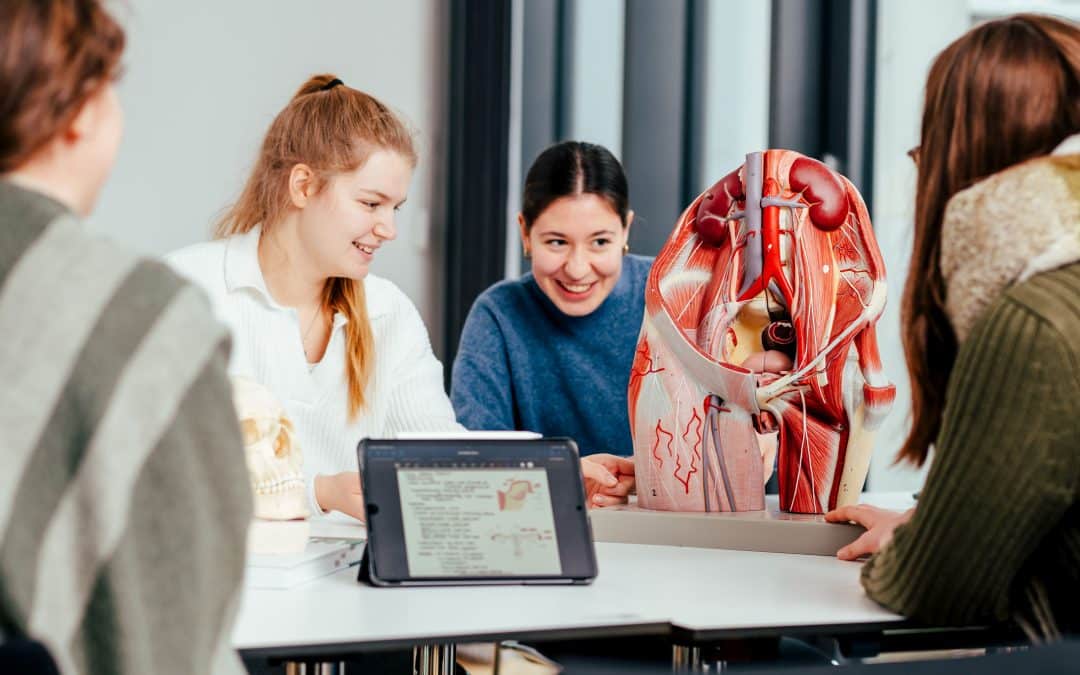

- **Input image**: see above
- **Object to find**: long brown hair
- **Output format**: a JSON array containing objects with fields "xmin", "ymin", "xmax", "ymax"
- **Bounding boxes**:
[
  {"xmin": 0, "ymin": 0, "xmax": 125, "ymax": 171},
  {"xmin": 217, "ymin": 74, "xmax": 417, "ymax": 419},
  {"xmin": 900, "ymin": 14, "xmax": 1080, "ymax": 465}
]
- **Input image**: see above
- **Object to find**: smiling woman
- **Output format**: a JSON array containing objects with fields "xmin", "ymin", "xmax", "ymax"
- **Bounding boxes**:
[
  {"xmin": 526, "ymin": 192, "xmax": 629, "ymax": 316},
  {"xmin": 166, "ymin": 74, "xmax": 463, "ymax": 522},
  {"xmin": 451, "ymin": 141, "xmax": 651, "ymax": 507}
]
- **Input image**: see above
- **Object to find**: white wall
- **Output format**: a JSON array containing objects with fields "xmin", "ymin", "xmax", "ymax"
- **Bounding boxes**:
[
  {"xmin": 542, "ymin": 0, "xmax": 770, "ymax": 231},
  {"xmin": 698, "ymin": 0, "xmax": 771, "ymax": 192},
  {"xmin": 89, "ymin": 0, "xmax": 449, "ymax": 352},
  {"xmin": 566, "ymin": 0, "xmax": 626, "ymax": 157},
  {"xmin": 870, "ymin": 0, "xmax": 1080, "ymax": 491},
  {"xmin": 868, "ymin": 0, "xmax": 970, "ymax": 491}
]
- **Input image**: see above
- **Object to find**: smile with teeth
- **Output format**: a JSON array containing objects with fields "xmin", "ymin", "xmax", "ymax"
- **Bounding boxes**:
[
  {"xmin": 353, "ymin": 242, "xmax": 375, "ymax": 254},
  {"xmin": 557, "ymin": 280, "xmax": 595, "ymax": 294}
]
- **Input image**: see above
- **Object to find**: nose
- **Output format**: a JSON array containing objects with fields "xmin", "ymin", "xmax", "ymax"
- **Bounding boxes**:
[
  {"xmin": 563, "ymin": 248, "xmax": 590, "ymax": 279},
  {"xmin": 373, "ymin": 214, "xmax": 397, "ymax": 242}
]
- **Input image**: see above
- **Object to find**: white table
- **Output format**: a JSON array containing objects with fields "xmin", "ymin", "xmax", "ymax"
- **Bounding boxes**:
[
  {"xmin": 620, "ymin": 544, "xmax": 901, "ymax": 637},
  {"xmin": 234, "ymin": 545, "xmax": 668, "ymax": 657},
  {"xmin": 234, "ymin": 493, "xmax": 918, "ymax": 671},
  {"xmin": 234, "ymin": 544, "xmax": 903, "ymax": 664}
]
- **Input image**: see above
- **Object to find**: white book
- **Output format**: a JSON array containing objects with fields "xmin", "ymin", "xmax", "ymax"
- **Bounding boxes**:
[
  {"xmin": 246, "ymin": 519, "xmax": 310, "ymax": 555},
  {"xmin": 245, "ymin": 540, "xmax": 364, "ymax": 589},
  {"xmin": 309, "ymin": 519, "xmax": 366, "ymax": 541}
]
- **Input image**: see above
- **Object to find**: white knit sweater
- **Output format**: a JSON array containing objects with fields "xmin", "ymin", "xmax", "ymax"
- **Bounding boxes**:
[{"xmin": 166, "ymin": 226, "xmax": 463, "ymax": 517}]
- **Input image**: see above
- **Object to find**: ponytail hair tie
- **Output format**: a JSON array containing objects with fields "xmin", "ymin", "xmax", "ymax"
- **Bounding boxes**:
[{"xmin": 321, "ymin": 78, "xmax": 344, "ymax": 91}]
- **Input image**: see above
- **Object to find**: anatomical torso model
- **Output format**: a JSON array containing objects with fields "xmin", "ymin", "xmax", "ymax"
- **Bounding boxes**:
[{"xmin": 629, "ymin": 150, "xmax": 895, "ymax": 514}]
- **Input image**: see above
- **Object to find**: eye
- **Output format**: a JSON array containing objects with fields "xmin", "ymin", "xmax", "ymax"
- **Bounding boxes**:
[
  {"xmin": 545, "ymin": 239, "xmax": 567, "ymax": 247},
  {"xmin": 593, "ymin": 238, "xmax": 612, "ymax": 247},
  {"xmin": 360, "ymin": 200, "xmax": 379, "ymax": 209}
]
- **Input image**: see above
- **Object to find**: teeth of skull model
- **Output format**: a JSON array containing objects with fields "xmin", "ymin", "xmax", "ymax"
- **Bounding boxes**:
[
  {"xmin": 231, "ymin": 376, "xmax": 310, "ymax": 520},
  {"xmin": 629, "ymin": 150, "xmax": 896, "ymax": 514}
]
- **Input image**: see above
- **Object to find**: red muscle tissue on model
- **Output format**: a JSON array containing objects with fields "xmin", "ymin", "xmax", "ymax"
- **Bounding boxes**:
[{"xmin": 629, "ymin": 150, "xmax": 896, "ymax": 514}]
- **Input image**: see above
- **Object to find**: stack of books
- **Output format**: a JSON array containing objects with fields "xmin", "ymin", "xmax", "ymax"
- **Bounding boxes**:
[
  {"xmin": 245, "ymin": 518, "xmax": 366, "ymax": 589},
  {"xmin": 246, "ymin": 538, "xmax": 364, "ymax": 589}
]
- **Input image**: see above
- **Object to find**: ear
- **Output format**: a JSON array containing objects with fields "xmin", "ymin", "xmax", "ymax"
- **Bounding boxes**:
[
  {"xmin": 623, "ymin": 209, "xmax": 635, "ymax": 238},
  {"xmin": 63, "ymin": 87, "xmax": 107, "ymax": 146},
  {"xmin": 288, "ymin": 164, "xmax": 317, "ymax": 208},
  {"xmin": 517, "ymin": 213, "xmax": 529, "ymax": 254}
]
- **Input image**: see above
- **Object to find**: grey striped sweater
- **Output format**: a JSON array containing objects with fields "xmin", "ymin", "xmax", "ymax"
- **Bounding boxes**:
[{"xmin": 0, "ymin": 181, "xmax": 252, "ymax": 674}]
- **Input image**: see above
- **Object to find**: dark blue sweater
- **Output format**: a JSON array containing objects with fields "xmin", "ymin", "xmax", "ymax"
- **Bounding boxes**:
[{"xmin": 450, "ymin": 255, "xmax": 653, "ymax": 456}]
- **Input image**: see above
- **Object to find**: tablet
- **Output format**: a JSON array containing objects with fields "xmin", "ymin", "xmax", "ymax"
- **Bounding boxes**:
[{"xmin": 358, "ymin": 437, "xmax": 598, "ymax": 586}]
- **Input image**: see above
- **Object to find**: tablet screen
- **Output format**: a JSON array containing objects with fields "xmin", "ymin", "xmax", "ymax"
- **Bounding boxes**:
[
  {"xmin": 397, "ymin": 467, "xmax": 561, "ymax": 576},
  {"xmin": 360, "ymin": 439, "xmax": 597, "ymax": 584}
]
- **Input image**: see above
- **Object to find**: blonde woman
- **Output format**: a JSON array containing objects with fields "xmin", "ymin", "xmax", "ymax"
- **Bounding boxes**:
[{"xmin": 168, "ymin": 75, "xmax": 460, "ymax": 521}]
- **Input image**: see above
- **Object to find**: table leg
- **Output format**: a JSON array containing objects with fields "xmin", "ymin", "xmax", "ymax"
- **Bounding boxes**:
[
  {"xmin": 672, "ymin": 645, "xmax": 702, "ymax": 672},
  {"xmin": 283, "ymin": 662, "xmax": 345, "ymax": 675},
  {"xmin": 413, "ymin": 643, "xmax": 456, "ymax": 675}
]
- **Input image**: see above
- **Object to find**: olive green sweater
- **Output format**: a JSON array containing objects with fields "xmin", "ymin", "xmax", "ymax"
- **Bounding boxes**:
[{"xmin": 863, "ymin": 261, "xmax": 1080, "ymax": 635}]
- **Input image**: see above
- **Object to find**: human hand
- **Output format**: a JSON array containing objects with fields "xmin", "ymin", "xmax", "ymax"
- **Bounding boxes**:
[
  {"xmin": 314, "ymin": 471, "xmax": 366, "ymax": 522},
  {"xmin": 581, "ymin": 454, "xmax": 635, "ymax": 508},
  {"xmin": 825, "ymin": 504, "xmax": 914, "ymax": 561}
]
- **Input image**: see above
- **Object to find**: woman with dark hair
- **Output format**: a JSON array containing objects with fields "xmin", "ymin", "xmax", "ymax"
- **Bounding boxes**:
[
  {"xmin": 826, "ymin": 13, "xmax": 1080, "ymax": 638},
  {"xmin": 451, "ymin": 141, "xmax": 651, "ymax": 506}
]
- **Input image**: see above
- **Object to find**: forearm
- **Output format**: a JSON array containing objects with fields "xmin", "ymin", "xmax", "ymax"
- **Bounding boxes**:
[{"xmin": 310, "ymin": 472, "xmax": 328, "ymax": 515}]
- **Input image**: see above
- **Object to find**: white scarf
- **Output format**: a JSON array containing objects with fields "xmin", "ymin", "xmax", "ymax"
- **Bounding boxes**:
[{"xmin": 939, "ymin": 134, "xmax": 1080, "ymax": 342}]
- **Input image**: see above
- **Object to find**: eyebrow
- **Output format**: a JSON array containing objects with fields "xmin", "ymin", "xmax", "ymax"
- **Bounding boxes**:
[
  {"xmin": 359, "ymin": 188, "xmax": 408, "ymax": 208},
  {"xmin": 539, "ymin": 229, "xmax": 618, "ymax": 238}
]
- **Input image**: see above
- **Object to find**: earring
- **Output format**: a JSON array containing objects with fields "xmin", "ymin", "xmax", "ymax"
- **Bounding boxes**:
[
  {"xmin": 623, "ymin": 243, "xmax": 630, "ymax": 255},
  {"xmin": 522, "ymin": 244, "xmax": 531, "ymax": 258}
]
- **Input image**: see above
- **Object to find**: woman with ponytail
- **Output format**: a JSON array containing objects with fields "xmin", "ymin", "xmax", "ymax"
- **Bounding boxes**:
[{"xmin": 168, "ymin": 74, "xmax": 461, "ymax": 521}]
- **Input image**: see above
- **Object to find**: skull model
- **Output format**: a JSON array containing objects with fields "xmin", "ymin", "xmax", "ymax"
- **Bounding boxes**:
[
  {"xmin": 629, "ymin": 150, "xmax": 896, "ymax": 514},
  {"xmin": 231, "ymin": 376, "xmax": 309, "ymax": 520}
]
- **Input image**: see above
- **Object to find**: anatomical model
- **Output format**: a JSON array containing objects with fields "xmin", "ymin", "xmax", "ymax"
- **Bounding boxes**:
[
  {"xmin": 629, "ymin": 150, "xmax": 895, "ymax": 514},
  {"xmin": 232, "ymin": 376, "xmax": 309, "ymax": 520}
]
